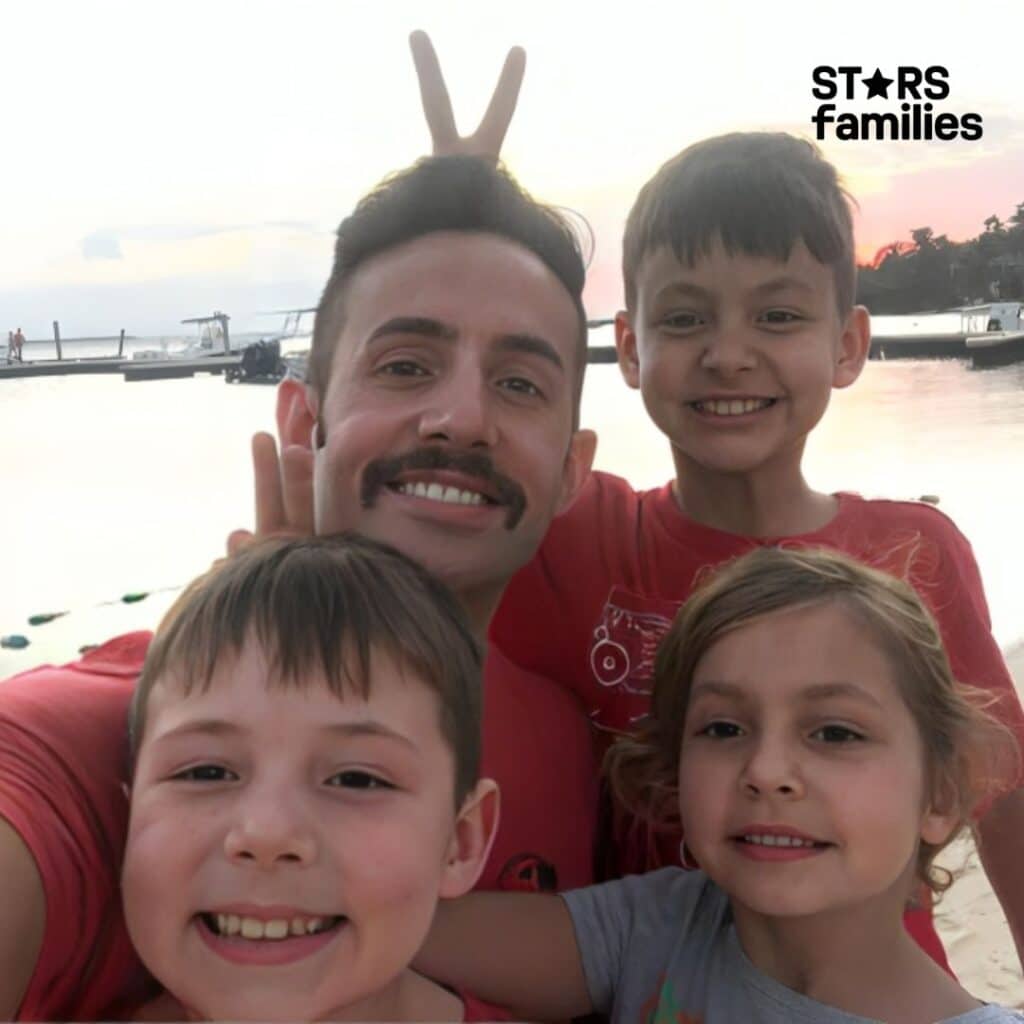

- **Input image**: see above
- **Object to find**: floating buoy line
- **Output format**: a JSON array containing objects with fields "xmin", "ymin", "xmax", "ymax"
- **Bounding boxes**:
[{"xmin": 2, "ymin": 585, "xmax": 183, "ymax": 653}]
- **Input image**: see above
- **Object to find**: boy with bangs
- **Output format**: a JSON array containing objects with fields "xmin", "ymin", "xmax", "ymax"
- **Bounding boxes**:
[
  {"xmin": 489, "ymin": 128, "xmax": 1024, "ymax": 967},
  {"xmin": 122, "ymin": 532, "xmax": 504, "ymax": 1021}
]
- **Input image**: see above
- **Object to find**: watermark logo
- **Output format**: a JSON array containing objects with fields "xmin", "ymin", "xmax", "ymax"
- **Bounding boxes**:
[{"xmin": 811, "ymin": 66, "xmax": 983, "ymax": 142}]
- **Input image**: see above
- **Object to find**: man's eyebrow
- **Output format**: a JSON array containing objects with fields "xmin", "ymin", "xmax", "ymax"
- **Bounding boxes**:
[
  {"xmin": 364, "ymin": 318, "xmax": 564, "ymax": 373},
  {"xmin": 365, "ymin": 317, "xmax": 457, "ymax": 346},
  {"xmin": 494, "ymin": 333, "xmax": 565, "ymax": 373}
]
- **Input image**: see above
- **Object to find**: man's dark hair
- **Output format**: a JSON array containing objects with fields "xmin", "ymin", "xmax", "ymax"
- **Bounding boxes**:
[
  {"xmin": 308, "ymin": 155, "xmax": 588, "ymax": 427},
  {"xmin": 130, "ymin": 534, "xmax": 483, "ymax": 805},
  {"xmin": 623, "ymin": 133, "xmax": 857, "ymax": 316}
]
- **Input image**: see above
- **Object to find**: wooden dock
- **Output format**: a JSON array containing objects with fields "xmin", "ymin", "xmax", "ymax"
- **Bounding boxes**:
[{"xmin": 1, "ymin": 354, "xmax": 242, "ymax": 382}]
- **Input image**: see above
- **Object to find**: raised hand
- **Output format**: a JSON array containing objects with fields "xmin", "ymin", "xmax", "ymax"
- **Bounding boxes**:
[
  {"xmin": 409, "ymin": 29, "xmax": 525, "ymax": 163},
  {"xmin": 226, "ymin": 432, "xmax": 315, "ymax": 556}
]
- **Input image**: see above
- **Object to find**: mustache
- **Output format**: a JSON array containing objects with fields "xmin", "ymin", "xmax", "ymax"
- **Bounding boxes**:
[{"xmin": 361, "ymin": 447, "xmax": 527, "ymax": 529}]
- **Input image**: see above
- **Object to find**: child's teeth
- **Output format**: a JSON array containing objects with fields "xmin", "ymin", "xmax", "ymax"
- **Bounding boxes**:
[
  {"xmin": 744, "ymin": 833, "xmax": 814, "ymax": 847},
  {"xmin": 214, "ymin": 914, "xmax": 332, "ymax": 940}
]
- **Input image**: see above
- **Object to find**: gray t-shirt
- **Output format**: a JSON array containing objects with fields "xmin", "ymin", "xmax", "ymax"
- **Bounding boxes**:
[{"xmin": 563, "ymin": 868, "xmax": 1023, "ymax": 1023}]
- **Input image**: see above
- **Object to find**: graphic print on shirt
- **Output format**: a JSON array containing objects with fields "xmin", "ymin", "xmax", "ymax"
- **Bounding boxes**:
[
  {"xmin": 639, "ymin": 973, "xmax": 702, "ymax": 1024},
  {"xmin": 585, "ymin": 530, "xmax": 938, "ymax": 734}
]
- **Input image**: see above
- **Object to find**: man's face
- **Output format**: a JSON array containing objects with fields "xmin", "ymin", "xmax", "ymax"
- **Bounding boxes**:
[{"xmin": 306, "ymin": 232, "xmax": 592, "ymax": 610}]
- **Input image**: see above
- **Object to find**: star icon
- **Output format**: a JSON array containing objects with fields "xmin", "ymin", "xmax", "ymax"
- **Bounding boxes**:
[{"xmin": 862, "ymin": 68, "xmax": 893, "ymax": 99}]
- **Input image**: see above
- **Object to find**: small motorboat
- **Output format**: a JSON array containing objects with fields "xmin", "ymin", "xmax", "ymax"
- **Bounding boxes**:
[{"xmin": 966, "ymin": 302, "xmax": 1024, "ymax": 369}]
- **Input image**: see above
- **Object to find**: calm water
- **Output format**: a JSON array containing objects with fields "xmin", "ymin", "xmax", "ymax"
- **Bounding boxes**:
[{"xmin": 3, "ymin": 341, "xmax": 1023, "ymax": 678}]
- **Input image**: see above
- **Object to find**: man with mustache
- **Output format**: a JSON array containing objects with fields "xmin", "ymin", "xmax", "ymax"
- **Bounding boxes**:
[{"xmin": 0, "ymin": 73, "xmax": 600, "ymax": 1020}]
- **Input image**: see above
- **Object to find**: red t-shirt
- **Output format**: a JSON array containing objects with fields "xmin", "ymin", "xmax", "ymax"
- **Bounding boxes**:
[
  {"xmin": 1, "ymin": 637, "xmax": 597, "ymax": 1019},
  {"xmin": 479, "ymin": 647, "xmax": 599, "ymax": 893},
  {"xmin": 0, "ymin": 632, "xmax": 156, "ymax": 1021},
  {"xmin": 492, "ymin": 471, "xmax": 1024, "ymax": 967}
]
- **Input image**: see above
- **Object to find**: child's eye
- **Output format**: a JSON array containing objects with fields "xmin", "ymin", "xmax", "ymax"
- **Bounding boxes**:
[
  {"xmin": 172, "ymin": 764, "xmax": 237, "ymax": 783},
  {"xmin": 760, "ymin": 309, "xmax": 803, "ymax": 324},
  {"xmin": 697, "ymin": 720, "xmax": 743, "ymax": 739},
  {"xmin": 659, "ymin": 312, "xmax": 704, "ymax": 330},
  {"xmin": 326, "ymin": 770, "xmax": 394, "ymax": 790},
  {"xmin": 811, "ymin": 724, "xmax": 865, "ymax": 744}
]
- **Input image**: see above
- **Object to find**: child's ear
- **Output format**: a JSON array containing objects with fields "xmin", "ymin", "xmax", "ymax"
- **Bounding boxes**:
[
  {"xmin": 276, "ymin": 378, "xmax": 320, "ymax": 450},
  {"xmin": 439, "ymin": 779, "xmax": 500, "ymax": 899},
  {"xmin": 614, "ymin": 310, "xmax": 640, "ymax": 390},
  {"xmin": 832, "ymin": 305, "xmax": 871, "ymax": 390},
  {"xmin": 920, "ymin": 771, "xmax": 962, "ymax": 847},
  {"xmin": 556, "ymin": 428, "xmax": 597, "ymax": 516}
]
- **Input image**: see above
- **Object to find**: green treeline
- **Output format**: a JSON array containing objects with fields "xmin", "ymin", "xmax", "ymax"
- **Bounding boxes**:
[{"xmin": 855, "ymin": 203, "xmax": 1024, "ymax": 314}]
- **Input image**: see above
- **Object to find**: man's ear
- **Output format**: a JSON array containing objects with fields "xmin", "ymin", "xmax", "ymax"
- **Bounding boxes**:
[
  {"xmin": 833, "ymin": 305, "xmax": 871, "ymax": 390},
  {"xmin": 439, "ymin": 779, "xmax": 500, "ymax": 899},
  {"xmin": 614, "ymin": 309, "xmax": 640, "ymax": 390},
  {"xmin": 556, "ymin": 428, "xmax": 597, "ymax": 516},
  {"xmin": 276, "ymin": 378, "xmax": 319, "ymax": 449}
]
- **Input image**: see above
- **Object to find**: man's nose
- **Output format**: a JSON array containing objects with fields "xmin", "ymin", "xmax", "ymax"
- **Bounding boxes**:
[{"xmin": 417, "ymin": 368, "xmax": 499, "ymax": 448}]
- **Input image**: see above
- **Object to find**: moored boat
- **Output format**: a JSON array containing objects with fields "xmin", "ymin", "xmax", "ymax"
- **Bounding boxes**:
[{"xmin": 966, "ymin": 302, "xmax": 1024, "ymax": 369}]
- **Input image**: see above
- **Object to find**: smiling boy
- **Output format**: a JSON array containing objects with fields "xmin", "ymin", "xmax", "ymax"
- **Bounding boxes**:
[{"xmin": 124, "ymin": 533, "xmax": 501, "ymax": 1021}]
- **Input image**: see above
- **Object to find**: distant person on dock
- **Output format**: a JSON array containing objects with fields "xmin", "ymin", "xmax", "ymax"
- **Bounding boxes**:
[
  {"xmin": 0, "ymin": 128, "xmax": 601, "ymax": 1018},
  {"xmin": 12, "ymin": 327, "xmax": 24, "ymax": 361},
  {"xmin": 122, "ymin": 535, "xmax": 505, "ymax": 1022}
]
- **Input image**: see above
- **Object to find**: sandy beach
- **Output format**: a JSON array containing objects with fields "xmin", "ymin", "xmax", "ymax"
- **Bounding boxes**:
[{"xmin": 934, "ymin": 641, "xmax": 1024, "ymax": 1007}]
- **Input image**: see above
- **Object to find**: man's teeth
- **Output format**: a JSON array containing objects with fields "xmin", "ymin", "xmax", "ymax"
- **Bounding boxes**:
[
  {"xmin": 212, "ymin": 913, "xmax": 333, "ymax": 940},
  {"xmin": 396, "ymin": 481, "xmax": 485, "ymax": 506},
  {"xmin": 742, "ymin": 834, "xmax": 817, "ymax": 848},
  {"xmin": 695, "ymin": 398, "xmax": 773, "ymax": 416}
]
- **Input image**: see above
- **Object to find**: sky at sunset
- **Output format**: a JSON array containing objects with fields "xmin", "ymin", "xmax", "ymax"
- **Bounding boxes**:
[{"xmin": 2, "ymin": 0, "xmax": 1022, "ymax": 337}]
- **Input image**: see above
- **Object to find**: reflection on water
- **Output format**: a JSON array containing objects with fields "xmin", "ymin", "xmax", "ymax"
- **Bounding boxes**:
[{"xmin": 2, "ymin": 357, "xmax": 1023, "ymax": 677}]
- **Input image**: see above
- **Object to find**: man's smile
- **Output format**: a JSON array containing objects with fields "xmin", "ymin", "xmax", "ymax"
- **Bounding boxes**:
[{"xmin": 361, "ymin": 446, "xmax": 527, "ymax": 528}]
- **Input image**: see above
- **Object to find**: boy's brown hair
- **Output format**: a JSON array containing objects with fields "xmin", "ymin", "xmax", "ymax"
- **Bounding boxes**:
[
  {"xmin": 129, "ymin": 534, "xmax": 483, "ymax": 804},
  {"xmin": 308, "ymin": 154, "xmax": 590, "ymax": 429},
  {"xmin": 622, "ymin": 132, "xmax": 857, "ymax": 317},
  {"xmin": 608, "ymin": 545, "xmax": 1019, "ymax": 896}
]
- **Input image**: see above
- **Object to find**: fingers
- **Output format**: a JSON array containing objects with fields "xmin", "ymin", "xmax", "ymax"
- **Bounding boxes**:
[
  {"xmin": 475, "ymin": 45, "xmax": 526, "ymax": 158},
  {"xmin": 409, "ymin": 29, "xmax": 525, "ymax": 163},
  {"xmin": 410, "ymin": 30, "xmax": 458, "ymax": 152},
  {"xmin": 252, "ymin": 431, "xmax": 286, "ymax": 536},
  {"xmin": 279, "ymin": 443, "xmax": 316, "ymax": 537},
  {"xmin": 226, "ymin": 529, "xmax": 254, "ymax": 557}
]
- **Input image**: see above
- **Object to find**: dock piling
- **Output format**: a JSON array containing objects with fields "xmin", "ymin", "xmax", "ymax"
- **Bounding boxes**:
[
  {"xmin": 53, "ymin": 321, "xmax": 62, "ymax": 361},
  {"xmin": 118, "ymin": 328, "xmax": 125, "ymax": 357}
]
